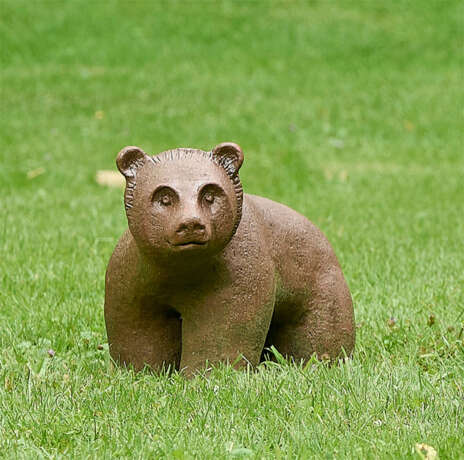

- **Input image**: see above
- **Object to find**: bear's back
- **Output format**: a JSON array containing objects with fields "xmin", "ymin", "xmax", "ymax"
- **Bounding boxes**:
[{"xmin": 245, "ymin": 194, "xmax": 341, "ymax": 290}]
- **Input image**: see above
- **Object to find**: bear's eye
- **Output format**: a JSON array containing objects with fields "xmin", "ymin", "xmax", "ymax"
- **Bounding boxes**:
[
  {"xmin": 200, "ymin": 183, "xmax": 224, "ymax": 208},
  {"xmin": 160, "ymin": 194, "xmax": 172, "ymax": 206},
  {"xmin": 152, "ymin": 186, "xmax": 177, "ymax": 207},
  {"xmin": 203, "ymin": 191, "xmax": 214, "ymax": 204}
]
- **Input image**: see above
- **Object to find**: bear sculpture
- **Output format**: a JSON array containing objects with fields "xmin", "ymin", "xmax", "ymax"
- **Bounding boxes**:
[{"xmin": 105, "ymin": 142, "xmax": 355, "ymax": 375}]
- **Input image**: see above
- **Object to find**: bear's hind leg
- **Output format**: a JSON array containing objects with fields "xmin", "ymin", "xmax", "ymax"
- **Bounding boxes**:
[
  {"xmin": 263, "ymin": 267, "xmax": 355, "ymax": 363},
  {"xmin": 263, "ymin": 309, "xmax": 352, "ymax": 364},
  {"xmin": 261, "ymin": 313, "xmax": 315, "ymax": 363}
]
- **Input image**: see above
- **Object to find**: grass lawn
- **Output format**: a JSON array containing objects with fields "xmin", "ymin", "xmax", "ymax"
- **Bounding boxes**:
[{"xmin": 1, "ymin": 0, "xmax": 463, "ymax": 458}]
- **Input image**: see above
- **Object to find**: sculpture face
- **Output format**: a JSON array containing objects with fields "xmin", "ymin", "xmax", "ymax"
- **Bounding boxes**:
[{"xmin": 116, "ymin": 144, "xmax": 244, "ymax": 261}]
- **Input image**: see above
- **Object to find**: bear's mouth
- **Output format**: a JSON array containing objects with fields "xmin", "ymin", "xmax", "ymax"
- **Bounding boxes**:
[{"xmin": 171, "ymin": 241, "xmax": 208, "ymax": 250}]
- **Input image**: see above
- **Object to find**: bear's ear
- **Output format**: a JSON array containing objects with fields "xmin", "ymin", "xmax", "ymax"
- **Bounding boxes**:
[
  {"xmin": 212, "ymin": 142, "xmax": 244, "ymax": 177},
  {"xmin": 116, "ymin": 146, "xmax": 148, "ymax": 179}
]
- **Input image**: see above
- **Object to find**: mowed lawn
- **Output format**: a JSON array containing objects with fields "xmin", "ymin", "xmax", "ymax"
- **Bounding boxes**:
[{"xmin": 1, "ymin": 1, "xmax": 463, "ymax": 458}]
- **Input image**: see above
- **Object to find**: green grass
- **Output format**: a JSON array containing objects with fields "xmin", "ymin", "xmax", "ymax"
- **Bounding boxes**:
[{"xmin": 1, "ymin": 0, "xmax": 463, "ymax": 458}]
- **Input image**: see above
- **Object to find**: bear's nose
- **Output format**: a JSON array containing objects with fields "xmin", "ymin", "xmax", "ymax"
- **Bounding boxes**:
[{"xmin": 176, "ymin": 218, "xmax": 205, "ymax": 235}]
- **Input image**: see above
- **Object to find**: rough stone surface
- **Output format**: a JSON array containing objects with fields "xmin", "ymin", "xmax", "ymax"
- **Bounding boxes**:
[{"xmin": 104, "ymin": 142, "xmax": 355, "ymax": 376}]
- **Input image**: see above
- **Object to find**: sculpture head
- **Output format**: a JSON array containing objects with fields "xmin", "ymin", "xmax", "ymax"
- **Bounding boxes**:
[{"xmin": 116, "ymin": 142, "xmax": 244, "ymax": 262}]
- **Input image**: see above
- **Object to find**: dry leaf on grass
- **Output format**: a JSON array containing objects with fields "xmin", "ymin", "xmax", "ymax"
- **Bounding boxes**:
[
  {"xmin": 415, "ymin": 443, "xmax": 438, "ymax": 459},
  {"xmin": 404, "ymin": 120, "xmax": 415, "ymax": 131},
  {"xmin": 427, "ymin": 314, "xmax": 436, "ymax": 326},
  {"xmin": 96, "ymin": 170, "xmax": 124, "ymax": 188},
  {"xmin": 27, "ymin": 167, "xmax": 45, "ymax": 179}
]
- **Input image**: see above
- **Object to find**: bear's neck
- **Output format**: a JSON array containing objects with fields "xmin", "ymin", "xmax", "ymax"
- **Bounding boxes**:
[{"xmin": 138, "ymin": 247, "xmax": 226, "ymax": 282}]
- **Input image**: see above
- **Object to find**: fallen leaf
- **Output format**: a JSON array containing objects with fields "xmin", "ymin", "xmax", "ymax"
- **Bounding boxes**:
[
  {"xmin": 428, "ymin": 314, "xmax": 436, "ymax": 327},
  {"xmin": 404, "ymin": 120, "xmax": 415, "ymax": 131},
  {"xmin": 415, "ymin": 443, "xmax": 438, "ymax": 459},
  {"xmin": 387, "ymin": 317, "xmax": 397, "ymax": 328},
  {"xmin": 27, "ymin": 167, "xmax": 45, "ymax": 179},
  {"xmin": 96, "ymin": 170, "xmax": 125, "ymax": 188},
  {"xmin": 4, "ymin": 377, "xmax": 13, "ymax": 391},
  {"xmin": 95, "ymin": 110, "xmax": 104, "ymax": 120}
]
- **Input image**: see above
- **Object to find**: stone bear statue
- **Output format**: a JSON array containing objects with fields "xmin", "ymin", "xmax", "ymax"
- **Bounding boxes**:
[{"xmin": 104, "ymin": 142, "xmax": 355, "ymax": 375}]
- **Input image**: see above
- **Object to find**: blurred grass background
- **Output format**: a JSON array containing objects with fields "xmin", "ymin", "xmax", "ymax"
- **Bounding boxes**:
[{"xmin": 0, "ymin": 0, "xmax": 463, "ymax": 458}]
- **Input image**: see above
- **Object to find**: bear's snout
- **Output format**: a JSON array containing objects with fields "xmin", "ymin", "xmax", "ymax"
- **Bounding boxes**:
[
  {"xmin": 171, "ymin": 217, "xmax": 209, "ymax": 247},
  {"xmin": 176, "ymin": 217, "xmax": 205, "ymax": 235}
]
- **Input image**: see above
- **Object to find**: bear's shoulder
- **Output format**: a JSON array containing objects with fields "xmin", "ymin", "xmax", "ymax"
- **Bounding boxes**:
[
  {"xmin": 244, "ymin": 193, "xmax": 338, "ymax": 267},
  {"xmin": 106, "ymin": 229, "xmax": 140, "ymax": 285}
]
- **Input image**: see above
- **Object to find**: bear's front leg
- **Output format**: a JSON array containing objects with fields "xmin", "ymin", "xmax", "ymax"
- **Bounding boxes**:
[
  {"xmin": 105, "ymin": 298, "xmax": 182, "ymax": 373},
  {"xmin": 105, "ymin": 247, "xmax": 182, "ymax": 372},
  {"xmin": 178, "ymin": 272, "xmax": 276, "ymax": 376}
]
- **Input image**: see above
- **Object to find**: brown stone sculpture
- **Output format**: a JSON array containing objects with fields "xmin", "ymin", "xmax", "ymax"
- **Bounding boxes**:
[{"xmin": 104, "ymin": 142, "xmax": 355, "ymax": 376}]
